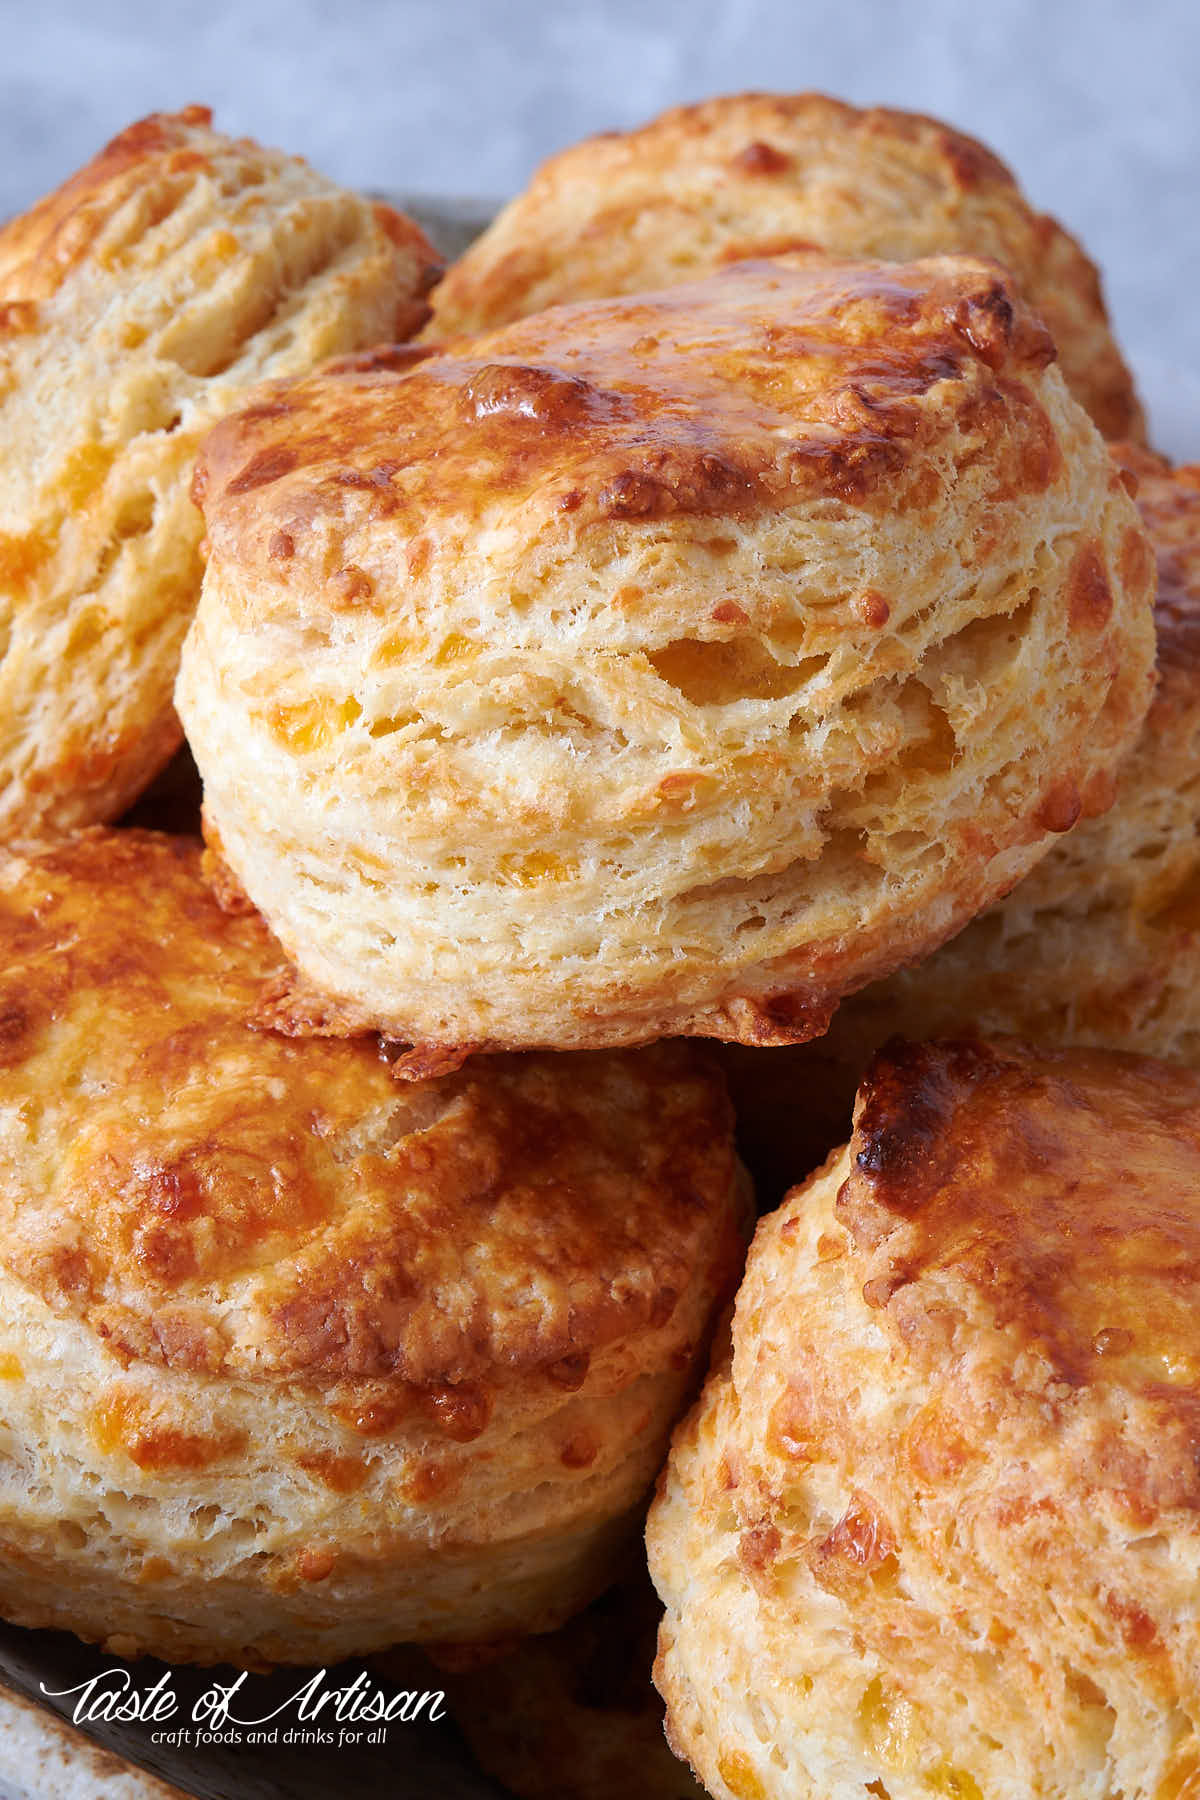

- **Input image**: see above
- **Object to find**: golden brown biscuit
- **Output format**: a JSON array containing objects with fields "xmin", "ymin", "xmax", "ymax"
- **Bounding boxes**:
[
  {"xmin": 0, "ymin": 106, "xmax": 440, "ymax": 839},
  {"xmin": 428, "ymin": 91, "xmax": 1143, "ymax": 441},
  {"xmin": 177, "ymin": 255, "xmax": 1156, "ymax": 1060},
  {"xmin": 720, "ymin": 447, "xmax": 1200, "ymax": 1197},
  {"xmin": 0, "ymin": 830, "xmax": 746, "ymax": 1666},
  {"xmin": 649, "ymin": 1036, "xmax": 1200, "ymax": 1800}
]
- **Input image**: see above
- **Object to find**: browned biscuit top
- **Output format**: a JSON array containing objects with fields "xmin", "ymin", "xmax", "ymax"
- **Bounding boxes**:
[
  {"xmin": 0, "ymin": 831, "xmax": 740, "ymax": 1399},
  {"xmin": 838, "ymin": 1037, "xmax": 1200, "ymax": 1497},
  {"xmin": 427, "ymin": 90, "xmax": 1143, "ymax": 441},
  {"xmin": 0, "ymin": 106, "xmax": 437, "ymax": 309},
  {"xmin": 606, "ymin": 90, "xmax": 1018, "ymax": 189},
  {"xmin": 194, "ymin": 254, "xmax": 1059, "ymax": 619},
  {"xmin": 427, "ymin": 93, "xmax": 1030, "ymax": 340},
  {"xmin": 0, "ymin": 106, "xmax": 219, "ymax": 303},
  {"xmin": 0, "ymin": 105, "xmax": 445, "ymax": 842},
  {"xmin": 648, "ymin": 1038, "xmax": 1200, "ymax": 1800}
]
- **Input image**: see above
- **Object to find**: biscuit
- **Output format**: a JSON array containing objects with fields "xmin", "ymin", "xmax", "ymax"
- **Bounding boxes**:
[
  {"xmin": 0, "ymin": 106, "xmax": 440, "ymax": 838},
  {"xmin": 178, "ymin": 255, "xmax": 1156, "ymax": 1058},
  {"xmin": 0, "ymin": 831, "xmax": 746, "ymax": 1666},
  {"xmin": 649, "ymin": 1036, "xmax": 1200, "ymax": 1800},
  {"xmin": 720, "ymin": 446, "xmax": 1200, "ymax": 1194},
  {"xmin": 428, "ymin": 92, "xmax": 1143, "ymax": 441}
]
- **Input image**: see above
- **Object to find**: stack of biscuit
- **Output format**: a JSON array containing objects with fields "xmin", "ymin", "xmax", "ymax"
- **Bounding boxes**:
[{"xmin": 0, "ymin": 90, "xmax": 1196, "ymax": 1800}]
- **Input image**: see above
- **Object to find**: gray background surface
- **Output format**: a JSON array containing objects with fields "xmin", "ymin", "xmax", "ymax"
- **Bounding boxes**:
[{"xmin": 4, "ymin": 0, "xmax": 1199, "ymax": 452}]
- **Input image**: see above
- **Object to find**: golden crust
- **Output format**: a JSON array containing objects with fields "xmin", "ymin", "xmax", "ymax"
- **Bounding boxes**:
[
  {"xmin": 195, "ymin": 257, "xmax": 1065, "ymax": 559},
  {"xmin": 0, "ymin": 108, "xmax": 436, "ymax": 305},
  {"xmin": 428, "ymin": 91, "xmax": 1143, "ymax": 441},
  {"xmin": 0, "ymin": 107, "xmax": 441, "ymax": 839},
  {"xmin": 842, "ymin": 1039, "xmax": 1200, "ymax": 1390},
  {"xmin": 0, "ymin": 830, "xmax": 746, "ymax": 1661},
  {"xmin": 720, "ymin": 448, "xmax": 1200, "ymax": 1194},
  {"xmin": 179, "ymin": 255, "xmax": 1156, "ymax": 1055},
  {"xmin": 648, "ymin": 1037, "xmax": 1200, "ymax": 1800},
  {"xmin": 0, "ymin": 829, "xmax": 739, "ymax": 1387}
]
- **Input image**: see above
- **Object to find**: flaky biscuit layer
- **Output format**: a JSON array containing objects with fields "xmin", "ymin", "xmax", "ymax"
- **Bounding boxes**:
[
  {"xmin": 429, "ymin": 91, "xmax": 1143, "ymax": 440},
  {"xmin": 0, "ymin": 831, "xmax": 745, "ymax": 1663},
  {"xmin": 649, "ymin": 1038, "xmax": 1200, "ymax": 1800},
  {"xmin": 0, "ymin": 106, "xmax": 439, "ymax": 838},
  {"xmin": 180, "ymin": 255, "xmax": 1156, "ymax": 1056},
  {"xmin": 721, "ymin": 448, "xmax": 1200, "ymax": 1197}
]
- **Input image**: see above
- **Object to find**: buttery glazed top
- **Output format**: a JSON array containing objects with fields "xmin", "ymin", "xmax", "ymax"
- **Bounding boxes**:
[
  {"xmin": 0, "ymin": 832, "xmax": 740, "ymax": 1401},
  {"xmin": 838, "ymin": 1037, "xmax": 1200, "ymax": 1480},
  {"xmin": 0, "ymin": 106, "xmax": 437, "ymax": 314},
  {"xmin": 193, "ymin": 253, "xmax": 1060, "ymax": 622},
  {"xmin": 425, "ymin": 90, "xmax": 1143, "ymax": 441}
]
